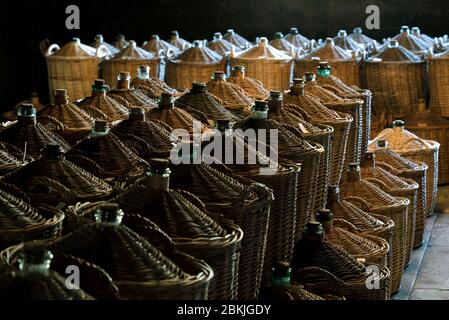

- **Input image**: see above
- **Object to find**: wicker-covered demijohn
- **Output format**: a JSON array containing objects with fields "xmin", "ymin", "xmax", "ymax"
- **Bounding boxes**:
[
  {"xmin": 284, "ymin": 78, "xmax": 352, "ymax": 186},
  {"xmin": 3, "ymin": 144, "xmax": 113, "ymax": 206},
  {"xmin": 230, "ymin": 37, "xmax": 293, "ymax": 91},
  {"xmin": 112, "ymin": 34, "xmax": 129, "ymax": 50},
  {"xmin": 77, "ymin": 79, "xmax": 129, "ymax": 122},
  {"xmin": 429, "ymin": 47, "xmax": 449, "ymax": 118},
  {"xmin": 0, "ymin": 104, "xmax": 70, "ymax": 158},
  {"xmin": 340, "ymin": 163, "xmax": 408, "ymax": 293},
  {"xmin": 228, "ymin": 65, "xmax": 270, "ymax": 100},
  {"xmin": 102, "ymin": 40, "xmax": 160, "ymax": 87},
  {"xmin": 294, "ymin": 37, "xmax": 361, "ymax": 87},
  {"xmin": 223, "ymin": 29, "xmax": 250, "ymax": 50},
  {"xmin": 38, "ymin": 89, "xmax": 94, "ymax": 144},
  {"xmin": 284, "ymin": 27, "xmax": 311, "ymax": 51},
  {"xmin": 142, "ymin": 34, "xmax": 180, "ymax": 58},
  {"xmin": 369, "ymin": 140, "xmax": 428, "ymax": 248},
  {"xmin": 67, "ymin": 120, "xmax": 147, "ymax": 182},
  {"xmin": 362, "ymin": 40, "xmax": 426, "ymax": 119},
  {"xmin": 165, "ymin": 40, "xmax": 226, "ymax": 91},
  {"xmin": 391, "ymin": 26, "xmax": 429, "ymax": 56},
  {"xmin": 112, "ymin": 159, "xmax": 242, "ymax": 300},
  {"xmin": 348, "ymin": 27, "xmax": 380, "ymax": 52},
  {"xmin": 107, "ymin": 72, "xmax": 158, "ymax": 110},
  {"xmin": 333, "ymin": 30, "xmax": 364, "ymax": 53},
  {"xmin": 292, "ymin": 221, "xmax": 390, "ymax": 300},
  {"xmin": 168, "ymin": 30, "xmax": 192, "ymax": 51},
  {"xmin": 270, "ymin": 32, "xmax": 296, "ymax": 54},
  {"xmin": 207, "ymin": 32, "xmax": 240, "ymax": 57},
  {"xmin": 25, "ymin": 204, "xmax": 213, "ymax": 300},
  {"xmin": 91, "ymin": 34, "xmax": 119, "ymax": 59},
  {"xmin": 206, "ymin": 71, "xmax": 254, "ymax": 116},
  {"xmin": 370, "ymin": 120, "xmax": 439, "ymax": 217},
  {"xmin": 303, "ymin": 72, "xmax": 363, "ymax": 166},
  {"xmin": 45, "ymin": 38, "xmax": 107, "ymax": 103},
  {"xmin": 316, "ymin": 61, "xmax": 373, "ymax": 152},
  {"xmin": 0, "ymin": 141, "xmax": 29, "ymax": 176},
  {"xmin": 131, "ymin": 65, "xmax": 177, "ymax": 99}
]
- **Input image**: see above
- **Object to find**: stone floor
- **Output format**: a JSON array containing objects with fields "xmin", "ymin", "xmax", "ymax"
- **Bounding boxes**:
[{"xmin": 393, "ymin": 185, "xmax": 449, "ymax": 300}]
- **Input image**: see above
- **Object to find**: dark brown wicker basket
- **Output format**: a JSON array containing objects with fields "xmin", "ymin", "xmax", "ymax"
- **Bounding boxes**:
[
  {"xmin": 111, "ymin": 160, "xmax": 242, "ymax": 300},
  {"xmin": 0, "ymin": 142, "xmax": 28, "ymax": 176},
  {"xmin": 0, "ymin": 104, "xmax": 70, "ymax": 158}
]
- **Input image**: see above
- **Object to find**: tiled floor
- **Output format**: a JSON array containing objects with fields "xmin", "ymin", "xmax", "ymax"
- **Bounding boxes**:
[{"xmin": 393, "ymin": 185, "xmax": 449, "ymax": 300}]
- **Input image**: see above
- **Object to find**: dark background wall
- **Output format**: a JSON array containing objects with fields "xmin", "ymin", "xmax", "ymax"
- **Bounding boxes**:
[{"xmin": 1, "ymin": 0, "xmax": 448, "ymax": 109}]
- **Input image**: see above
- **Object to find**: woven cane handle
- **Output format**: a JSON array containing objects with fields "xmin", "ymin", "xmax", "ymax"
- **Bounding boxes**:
[
  {"xmin": 38, "ymin": 115, "xmax": 66, "ymax": 131},
  {"xmin": 376, "ymin": 161, "xmax": 398, "ymax": 174},
  {"xmin": 45, "ymin": 44, "xmax": 60, "ymax": 56},
  {"xmin": 333, "ymin": 218, "xmax": 362, "ymax": 233},
  {"xmin": 398, "ymin": 137, "xmax": 433, "ymax": 150},
  {"xmin": 365, "ymin": 177, "xmax": 391, "ymax": 192},
  {"xmin": 95, "ymin": 44, "xmax": 110, "ymax": 59}
]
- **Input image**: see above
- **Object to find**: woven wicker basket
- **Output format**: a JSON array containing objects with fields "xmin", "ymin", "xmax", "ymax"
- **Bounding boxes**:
[
  {"xmin": 3, "ymin": 144, "xmax": 113, "ymax": 206},
  {"xmin": 147, "ymin": 93, "xmax": 209, "ymax": 135},
  {"xmin": 0, "ymin": 104, "xmax": 70, "ymax": 158},
  {"xmin": 223, "ymin": 29, "xmax": 250, "ymax": 50},
  {"xmin": 370, "ymin": 120, "xmax": 439, "ymax": 216},
  {"xmin": 411, "ymin": 27, "xmax": 434, "ymax": 48},
  {"xmin": 168, "ymin": 30, "xmax": 192, "ymax": 51},
  {"xmin": 391, "ymin": 26, "xmax": 430, "ymax": 56},
  {"xmin": 316, "ymin": 61, "xmax": 372, "ymax": 153},
  {"xmin": 107, "ymin": 72, "xmax": 157, "ymax": 110},
  {"xmin": 207, "ymin": 32, "xmax": 240, "ymax": 57},
  {"xmin": 267, "ymin": 92, "xmax": 332, "ymax": 214},
  {"xmin": 348, "ymin": 27, "xmax": 380, "ymax": 52},
  {"xmin": 38, "ymin": 89, "xmax": 94, "ymax": 144},
  {"xmin": 304, "ymin": 72, "xmax": 363, "ymax": 167},
  {"xmin": 340, "ymin": 164, "xmax": 408, "ymax": 293},
  {"xmin": 131, "ymin": 65, "xmax": 177, "ymax": 99},
  {"xmin": 228, "ymin": 65, "xmax": 270, "ymax": 100},
  {"xmin": 294, "ymin": 38, "xmax": 361, "ymax": 87},
  {"xmin": 236, "ymin": 100, "xmax": 323, "ymax": 240},
  {"xmin": 230, "ymin": 37, "xmax": 293, "ymax": 91},
  {"xmin": 205, "ymin": 124, "xmax": 300, "ymax": 277},
  {"xmin": 284, "ymin": 27, "xmax": 311, "ymax": 50},
  {"xmin": 270, "ymin": 32, "xmax": 296, "ymax": 54},
  {"xmin": 102, "ymin": 41, "xmax": 160, "ymax": 88},
  {"xmin": 360, "ymin": 152, "xmax": 419, "ymax": 266},
  {"xmin": 333, "ymin": 30, "xmax": 364, "ymax": 53},
  {"xmin": 142, "ymin": 35, "xmax": 180, "ymax": 58},
  {"xmin": 403, "ymin": 101, "xmax": 449, "ymax": 185},
  {"xmin": 292, "ymin": 221, "xmax": 390, "ymax": 300},
  {"xmin": 165, "ymin": 40, "xmax": 226, "ymax": 91},
  {"xmin": 46, "ymin": 38, "xmax": 107, "ymax": 103},
  {"xmin": 362, "ymin": 40, "xmax": 426, "ymax": 119},
  {"xmin": 27, "ymin": 204, "xmax": 214, "ymax": 300},
  {"xmin": 0, "ymin": 189, "xmax": 64, "ymax": 250},
  {"xmin": 112, "ymin": 34, "xmax": 129, "ymax": 50},
  {"xmin": 91, "ymin": 34, "xmax": 119, "ymax": 59},
  {"xmin": 112, "ymin": 160, "xmax": 242, "ymax": 300},
  {"xmin": 429, "ymin": 49, "xmax": 449, "ymax": 118},
  {"xmin": 205, "ymin": 72, "xmax": 254, "ymax": 116},
  {"xmin": 369, "ymin": 141, "xmax": 428, "ymax": 248},
  {"xmin": 67, "ymin": 120, "xmax": 147, "ymax": 182},
  {"xmin": 76, "ymin": 79, "xmax": 130, "ymax": 122},
  {"xmin": 317, "ymin": 210, "xmax": 390, "ymax": 267},
  {"xmin": 284, "ymin": 79, "xmax": 352, "ymax": 186}
]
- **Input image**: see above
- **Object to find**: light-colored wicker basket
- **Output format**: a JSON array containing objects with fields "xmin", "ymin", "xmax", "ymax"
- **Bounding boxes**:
[
  {"xmin": 429, "ymin": 48, "xmax": 449, "ymax": 118},
  {"xmin": 391, "ymin": 26, "xmax": 430, "ymax": 56},
  {"xmin": 270, "ymin": 32, "xmax": 296, "ymax": 54},
  {"xmin": 223, "ymin": 29, "xmax": 251, "ymax": 50},
  {"xmin": 207, "ymin": 32, "xmax": 240, "ymax": 58},
  {"xmin": 370, "ymin": 120, "xmax": 439, "ymax": 216},
  {"xmin": 362, "ymin": 40, "xmax": 426, "ymax": 119},
  {"xmin": 284, "ymin": 27, "xmax": 311, "ymax": 50},
  {"xmin": 45, "ymin": 38, "xmax": 107, "ymax": 103},
  {"xmin": 230, "ymin": 37, "xmax": 293, "ymax": 91},
  {"xmin": 403, "ymin": 100, "xmax": 449, "ymax": 185},
  {"xmin": 348, "ymin": 27, "xmax": 380, "ymax": 52},
  {"xmin": 142, "ymin": 35, "xmax": 180, "ymax": 58},
  {"xmin": 102, "ymin": 41, "xmax": 160, "ymax": 88},
  {"xmin": 333, "ymin": 30, "xmax": 364, "ymax": 53},
  {"xmin": 294, "ymin": 38, "xmax": 361, "ymax": 87},
  {"xmin": 91, "ymin": 34, "xmax": 119, "ymax": 59},
  {"xmin": 165, "ymin": 40, "xmax": 226, "ymax": 91},
  {"xmin": 228, "ymin": 65, "xmax": 270, "ymax": 100},
  {"xmin": 168, "ymin": 30, "xmax": 192, "ymax": 51}
]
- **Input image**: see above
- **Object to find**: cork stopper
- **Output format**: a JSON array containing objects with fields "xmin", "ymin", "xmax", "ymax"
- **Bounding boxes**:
[
  {"xmin": 337, "ymin": 30, "xmax": 347, "ymax": 37},
  {"xmin": 151, "ymin": 35, "xmax": 160, "ymax": 40},
  {"xmin": 94, "ymin": 120, "xmax": 108, "ymax": 133},
  {"xmin": 316, "ymin": 208, "xmax": 334, "ymax": 222},
  {"xmin": 417, "ymin": 99, "xmax": 427, "ymax": 112},
  {"xmin": 231, "ymin": 65, "xmax": 245, "ymax": 77},
  {"xmin": 377, "ymin": 139, "xmax": 389, "ymax": 149},
  {"xmin": 411, "ymin": 27, "xmax": 421, "ymax": 36},
  {"xmin": 227, "ymin": 29, "xmax": 235, "ymax": 35},
  {"xmin": 327, "ymin": 185, "xmax": 341, "ymax": 203},
  {"xmin": 290, "ymin": 27, "xmax": 299, "ymax": 35},
  {"xmin": 268, "ymin": 90, "xmax": 283, "ymax": 112},
  {"xmin": 213, "ymin": 32, "xmax": 223, "ymax": 40},
  {"xmin": 129, "ymin": 107, "xmax": 146, "ymax": 121},
  {"xmin": 54, "ymin": 89, "xmax": 68, "ymax": 105},
  {"xmin": 212, "ymin": 71, "xmax": 226, "ymax": 81},
  {"xmin": 18, "ymin": 103, "xmax": 37, "ymax": 123},
  {"xmin": 361, "ymin": 152, "xmax": 376, "ymax": 168},
  {"xmin": 392, "ymin": 119, "xmax": 405, "ymax": 131},
  {"xmin": 271, "ymin": 261, "xmax": 292, "ymax": 286},
  {"xmin": 138, "ymin": 65, "xmax": 151, "ymax": 80},
  {"xmin": 302, "ymin": 221, "xmax": 324, "ymax": 241},
  {"xmin": 93, "ymin": 79, "xmax": 108, "ymax": 95},
  {"xmin": 325, "ymin": 37, "xmax": 334, "ymax": 45},
  {"xmin": 304, "ymin": 72, "xmax": 316, "ymax": 82},
  {"xmin": 388, "ymin": 40, "xmax": 400, "ymax": 49},
  {"xmin": 171, "ymin": 30, "xmax": 179, "ymax": 37},
  {"xmin": 42, "ymin": 144, "xmax": 65, "ymax": 160},
  {"xmin": 95, "ymin": 34, "xmax": 104, "ymax": 44},
  {"xmin": 275, "ymin": 32, "xmax": 283, "ymax": 39},
  {"xmin": 94, "ymin": 203, "xmax": 124, "ymax": 225},
  {"xmin": 191, "ymin": 82, "xmax": 207, "ymax": 93},
  {"xmin": 117, "ymin": 71, "xmax": 131, "ymax": 89},
  {"xmin": 290, "ymin": 78, "xmax": 305, "ymax": 96},
  {"xmin": 18, "ymin": 242, "xmax": 53, "ymax": 276},
  {"xmin": 317, "ymin": 61, "xmax": 331, "ymax": 77},
  {"xmin": 72, "ymin": 37, "xmax": 81, "ymax": 44},
  {"xmin": 353, "ymin": 27, "xmax": 363, "ymax": 34},
  {"xmin": 347, "ymin": 163, "xmax": 362, "ymax": 182},
  {"xmin": 159, "ymin": 93, "xmax": 175, "ymax": 109},
  {"xmin": 400, "ymin": 26, "xmax": 410, "ymax": 34}
]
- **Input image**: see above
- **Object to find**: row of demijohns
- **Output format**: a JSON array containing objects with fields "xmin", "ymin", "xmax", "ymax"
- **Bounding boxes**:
[{"xmin": 0, "ymin": 26, "xmax": 445, "ymax": 300}]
